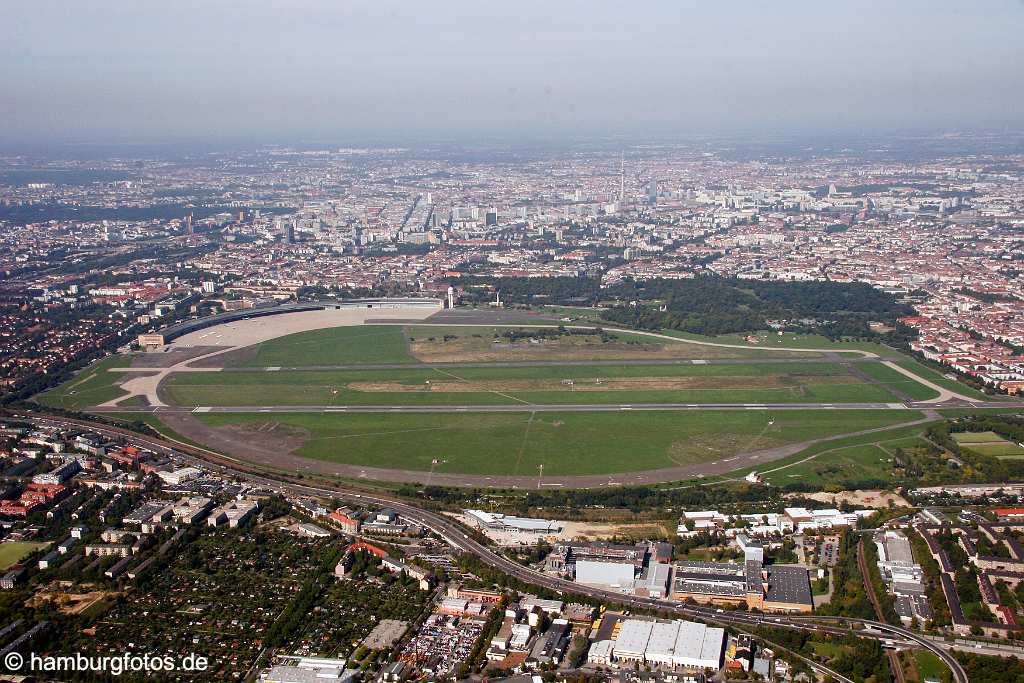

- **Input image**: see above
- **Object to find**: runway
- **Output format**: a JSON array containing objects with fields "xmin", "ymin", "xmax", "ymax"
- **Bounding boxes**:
[
  {"xmin": 190, "ymin": 355, "xmax": 888, "ymax": 372},
  {"xmin": 96, "ymin": 399, "xmax": 1023, "ymax": 414}
]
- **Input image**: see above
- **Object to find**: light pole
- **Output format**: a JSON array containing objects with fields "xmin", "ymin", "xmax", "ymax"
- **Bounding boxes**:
[{"xmin": 425, "ymin": 458, "xmax": 442, "ymax": 489}]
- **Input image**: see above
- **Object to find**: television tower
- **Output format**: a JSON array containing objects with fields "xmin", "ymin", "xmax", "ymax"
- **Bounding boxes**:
[{"xmin": 619, "ymin": 152, "xmax": 625, "ymax": 204}]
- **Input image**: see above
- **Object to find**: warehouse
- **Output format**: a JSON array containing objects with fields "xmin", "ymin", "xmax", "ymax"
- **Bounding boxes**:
[
  {"xmin": 671, "ymin": 561, "xmax": 749, "ymax": 606},
  {"xmin": 672, "ymin": 559, "xmax": 813, "ymax": 613},
  {"xmin": 672, "ymin": 621, "xmax": 725, "ymax": 670},
  {"xmin": 643, "ymin": 621, "xmax": 681, "ymax": 666},
  {"xmin": 574, "ymin": 559, "xmax": 637, "ymax": 590},
  {"xmin": 605, "ymin": 619, "xmax": 725, "ymax": 670},
  {"xmin": 612, "ymin": 619, "xmax": 653, "ymax": 664},
  {"xmin": 464, "ymin": 510, "xmax": 562, "ymax": 534}
]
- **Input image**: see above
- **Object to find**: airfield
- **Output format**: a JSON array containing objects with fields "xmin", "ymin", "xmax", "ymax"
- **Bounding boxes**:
[{"xmin": 38, "ymin": 304, "xmax": 1019, "ymax": 488}]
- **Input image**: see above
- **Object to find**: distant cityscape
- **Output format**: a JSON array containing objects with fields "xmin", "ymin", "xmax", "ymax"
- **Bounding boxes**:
[{"xmin": 2, "ymin": 140, "xmax": 1021, "ymax": 400}]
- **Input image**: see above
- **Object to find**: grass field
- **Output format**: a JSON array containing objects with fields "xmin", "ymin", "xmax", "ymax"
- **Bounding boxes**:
[
  {"xmin": 193, "ymin": 409, "xmax": 922, "ymax": 476},
  {"xmin": 855, "ymin": 362, "xmax": 941, "ymax": 401},
  {"xmin": 0, "ymin": 541, "xmax": 49, "ymax": 570},
  {"xmin": 893, "ymin": 358, "xmax": 990, "ymax": 400},
  {"xmin": 406, "ymin": 325, "xmax": 798, "ymax": 362},
  {"xmin": 160, "ymin": 361, "xmax": 905, "ymax": 406},
  {"xmin": 235, "ymin": 325, "xmax": 415, "ymax": 367},
  {"xmin": 913, "ymin": 650, "xmax": 946, "ymax": 682},
  {"xmin": 952, "ymin": 431, "xmax": 1010, "ymax": 444},
  {"xmin": 952, "ymin": 431, "xmax": 1024, "ymax": 458},
  {"xmin": 744, "ymin": 420, "xmax": 935, "ymax": 486},
  {"xmin": 761, "ymin": 443, "xmax": 895, "ymax": 487},
  {"xmin": 35, "ymin": 355, "xmax": 136, "ymax": 410}
]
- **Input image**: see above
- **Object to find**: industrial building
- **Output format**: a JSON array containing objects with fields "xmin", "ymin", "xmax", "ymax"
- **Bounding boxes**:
[
  {"xmin": 874, "ymin": 530, "xmax": 932, "ymax": 624},
  {"xmin": 262, "ymin": 657, "xmax": 358, "ymax": 683},
  {"xmin": 575, "ymin": 559, "xmax": 637, "ymax": 590},
  {"xmin": 464, "ymin": 509, "xmax": 562, "ymax": 534},
  {"xmin": 207, "ymin": 499, "xmax": 259, "ymax": 528},
  {"xmin": 671, "ymin": 559, "xmax": 813, "ymax": 613},
  {"xmin": 588, "ymin": 618, "xmax": 724, "ymax": 670}
]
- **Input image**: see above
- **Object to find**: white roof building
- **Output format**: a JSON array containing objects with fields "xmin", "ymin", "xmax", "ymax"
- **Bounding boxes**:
[
  {"xmin": 156, "ymin": 467, "xmax": 202, "ymax": 486},
  {"xmin": 575, "ymin": 559, "xmax": 636, "ymax": 590},
  {"xmin": 613, "ymin": 619, "xmax": 654, "ymax": 662},
  {"xmin": 782, "ymin": 507, "xmax": 871, "ymax": 532},
  {"xmin": 263, "ymin": 658, "xmax": 358, "ymax": 683},
  {"xmin": 672, "ymin": 622, "xmax": 724, "ymax": 670},
  {"xmin": 464, "ymin": 509, "xmax": 562, "ymax": 534},
  {"xmin": 610, "ymin": 619, "xmax": 725, "ymax": 669},
  {"xmin": 645, "ymin": 621, "xmax": 681, "ymax": 665},
  {"xmin": 587, "ymin": 639, "xmax": 615, "ymax": 665}
]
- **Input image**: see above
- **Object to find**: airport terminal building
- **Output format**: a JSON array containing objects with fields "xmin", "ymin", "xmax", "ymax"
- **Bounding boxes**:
[{"xmin": 137, "ymin": 297, "xmax": 442, "ymax": 348}]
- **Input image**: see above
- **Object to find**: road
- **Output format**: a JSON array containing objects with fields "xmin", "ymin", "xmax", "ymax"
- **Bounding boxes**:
[{"xmin": 16, "ymin": 411, "xmax": 970, "ymax": 683}]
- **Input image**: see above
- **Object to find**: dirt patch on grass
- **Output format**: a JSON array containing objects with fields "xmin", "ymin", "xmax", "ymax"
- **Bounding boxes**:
[
  {"xmin": 157, "ymin": 412, "xmax": 311, "ymax": 462},
  {"xmin": 29, "ymin": 589, "xmax": 121, "ymax": 615},
  {"xmin": 668, "ymin": 432, "xmax": 782, "ymax": 465},
  {"xmin": 217, "ymin": 421, "xmax": 310, "ymax": 450},
  {"xmin": 410, "ymin": 335, "xmax": 754, "ymax": 363}
]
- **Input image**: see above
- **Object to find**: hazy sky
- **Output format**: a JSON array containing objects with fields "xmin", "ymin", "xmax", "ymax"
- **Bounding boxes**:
[{"xmin": 2, "ymin": 0, "xmax": 1023, "ymax": 145}]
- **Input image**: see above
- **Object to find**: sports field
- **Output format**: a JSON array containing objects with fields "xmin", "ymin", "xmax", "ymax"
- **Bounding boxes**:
[
  {"xmin": 952, "ymin": 431, "xmax": 1024, "ymax": 458},
  {"xmin": 191, "ymin": 408, "xmax": 921, "ymax": 477},
  {"xmin": 0, "ymin": 541, "xmax": 49, "ymax": 570}
]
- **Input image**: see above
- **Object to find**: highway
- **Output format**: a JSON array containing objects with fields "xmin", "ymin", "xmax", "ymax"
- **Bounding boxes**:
[{"xmin": 19, "ymin": 412, "xmax": 971, "ymax": 683}]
